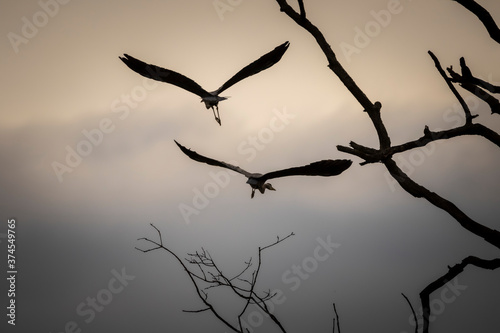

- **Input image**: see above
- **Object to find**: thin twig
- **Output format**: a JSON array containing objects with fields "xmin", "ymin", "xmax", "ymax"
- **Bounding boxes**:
[
  {"xmin": 332, "ymin": 303, "xmax": 341, "ymax": 333},
  {"xmin": 446, "ymin": 57, "xmax": 500, "ymax": 115},
  {"xmin": 237, "ymin": 233, "xmax": 294, "ymax": 333},
  {"xmin": 448, "ymin": 58, "xmax": 500, "ymax": 93},
  {"xmin": 401, "ymin": 293, "xmax": 418, "ymax": 333},
  {"xmin": 136, "ymin": 224, "xmax": 241, "ymax": 333},
  {"xmin": 138, "ymin": 229, "xmax": 293, "ymax": 333},
  {"xmin": 274, "ymin": 0, "xmax": 391, "ymax": 149},
  {"xmin": 182, "ymin": 307, "xmax": 210, "ymax": 313},
  {"xmin": 428, "ymin": 51, "xmax": 475, "ymax": 123}
]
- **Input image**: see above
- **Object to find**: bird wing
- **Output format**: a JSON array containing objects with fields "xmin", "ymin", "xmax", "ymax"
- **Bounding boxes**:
[
  {"xmin": 214, "ymin": 41, "xmax": 290, "ymax": 95},
  {"xmin": 260, "ymin": 159, "xmax": 352, "ymax": 181},
  {"xmin": 174, "ymin": 140, "xmax": 253, "ymax": 177},
  {"xmin": 119, "ymin": 54, "xmax": 211, "ymax": 98}
]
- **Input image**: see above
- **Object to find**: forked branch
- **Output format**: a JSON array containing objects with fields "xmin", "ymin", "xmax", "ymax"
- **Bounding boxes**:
[
  {"xmin": 428, "ymin": 51, "xmax": 477, "ymax": 123},
  {"xmin": 420, "ymin": 256, "xmax": 500, "ymax": 333},
  {"xmin": 447, "ymin": 57, "xmax": 500, "ymax": 115},
  {"xmin": 274, "ymin": 0, "xmax": 390, "ymax": 149},
  {"xmin": 137, "ymin": 223, "xmax": 293, "ymax": 333},
  {"xmin": 274, "ymin": 1, "xmax": 500, "ymax": 332},
  {"xmin": 136, "ymin": 224, "xmax": 240, "ymax": 332}
]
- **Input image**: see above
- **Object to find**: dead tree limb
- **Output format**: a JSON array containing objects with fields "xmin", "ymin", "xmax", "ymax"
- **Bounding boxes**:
[
  {"xmin": 420, "ymin": 256, "xmax": 500, "ymax": 333},
  {"xmin": 137, "ymin": 223, "xmax": 293, "ymax": 333},
  {"xmin": 338, "ymin": 53, "xmax": 500, "ymax": 251},
  {"xmin": 274, "ymin": 1, "xmax": 500, "ymax": 332},
  {"xmin": 237, "ymin": 233, "xmax": 294, "ymax": 333},
  {"xmin": 297, "ymin": 0, "xmax": 306, "ymax": 20},
  {"xmin": 452, "ymin": 0, "xmax": 500, "ymax": 44},
  {"xmin": 383, "ymin": 158, "xmax": 500, "ymax": 249},
  {"xmin": 401, "ymin": 293, "xmax": 418, "ymax": 333},
  {"xmin": 448, "ymin": 57, "xmax": 500, "ymax": 94},
  {"xmin": 332, "ymin": 303, "xmax": 341, "ymax": 333},
  {"xmin": 136, "ymin": 224, "xmax": 241, "ymax": 332},
  {"xmin": 428, "ymin": 51, "xmax": 477, "ymax": 123},
  {"xmin": 274, "ymin": 0, "xmax": 391, "ymax": 150},
  {"xmin": 447, "ymin": 57, "xmax": 500, "ymax": 115}
]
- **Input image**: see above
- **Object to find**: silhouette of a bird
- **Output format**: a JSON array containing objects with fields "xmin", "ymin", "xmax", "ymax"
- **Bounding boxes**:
[
  {"xmin": 174, "ymin": 140, "xmax": 352, "ymax": 198},
  {"xmin": 119, "ymin": 41, "xmax": 289, "ymax": 125}
]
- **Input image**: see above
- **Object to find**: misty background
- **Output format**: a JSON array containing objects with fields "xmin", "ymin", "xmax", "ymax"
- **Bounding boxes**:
[{"xmin": 1, "ymin": 0, "xmax": 500, "ymax": 332}]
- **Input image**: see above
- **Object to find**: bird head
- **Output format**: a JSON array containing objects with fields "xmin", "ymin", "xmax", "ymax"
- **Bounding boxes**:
[
  {"xmin": 262, "ymin": 183, "xmax": 276, "ymax": 193},
  {"xmin": 250, "ymin": 183, "xmax": 276, "ymax": 198},
  {"xmin": 265, "ymin": 183, "xmax": 276, "ymax": 191}
]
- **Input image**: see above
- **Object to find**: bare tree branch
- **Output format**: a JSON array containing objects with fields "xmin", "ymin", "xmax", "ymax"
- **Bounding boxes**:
[
  {"xmin": 182, "ymin": 307, "xmax": 210, "ymax": 313},
  {"xmin": 137, "ymin": 2, "xmax": 500, "ymax": 332},
  {"xmin": 382, "ymin": 158, "xmax": 500, "ymax": 250},
  {"xmin": 337, "ymin": 122, "xmax": 500, "ymax": 163},
  {"xmin": 237, "ymin": 232, "xmax": 294, "ymax": 333},
  {"xmin": 390, "ymin": 123, "xmax": 500, "ymax": 151},
  {"xmin": 428, "ymin": 51, "xmax": 477, "ymax": 122},
  {"xmin": 274, "ymin": 0, "xmax": 391, "ymax": 149},
  {"xmin": 452, "ymin": 0, "xmax": 500, "ymax": 44},
  {"xmin": 455, "ymin": 82, "xmax": 500, "ymax": 115},
  {"xmin": 452, "ymin": 57, "xmax": 500, "ymax": 94},
  {"xmin": 447, "ymin": 57, "xmax": 500, "ymax": 115},
  {"xmin": 420, "ymin": 256, "xmax": 500, "ymax": 333},
  {"xmin": 332, "ymin": 303, "xmax": 341, "ymax": 333},
  {"xmin": 401, "ymin": 293, "xmax": 418, "ymax": 333},
  {"xmin": 274, "ymin": 3, "xmax": 500, "ymax": 331},
  {"xmin": 297, "ymin": 0, "xmax": 306, "ymax": 19},
  {"xmin": 231, "ymin": 257, "xmax": 253, "ymax": 283},
  {"xmin": 137, "ymin": 224, "xmax": 293, "ymax": 333},
  {"xmin": 136, "ymin": 223, "xmax": 242, "ymax": 333}
]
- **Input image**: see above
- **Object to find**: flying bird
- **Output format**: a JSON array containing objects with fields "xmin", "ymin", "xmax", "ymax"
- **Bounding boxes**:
[
  {"xmin": 174, "ymin": 140, "xmax": 352, "ymax": 198},
  {"xmin": 119, "ymin": 41, "xmax": 290, "ymax": 125}
]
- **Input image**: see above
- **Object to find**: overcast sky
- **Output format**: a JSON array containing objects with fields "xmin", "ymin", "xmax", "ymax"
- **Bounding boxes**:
[{"xmin": 1, "ymin": 0, "xmax": 500, "ymax": 332}]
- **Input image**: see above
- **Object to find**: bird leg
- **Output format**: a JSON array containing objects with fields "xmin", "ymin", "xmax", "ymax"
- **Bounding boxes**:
[
  {"xmin": 211, "ymin": 106, "xmax": 221, "ymax": 126},
  {"xmin": 251, "ymin": 188, "xmax": 255, "ymax": 199}
]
